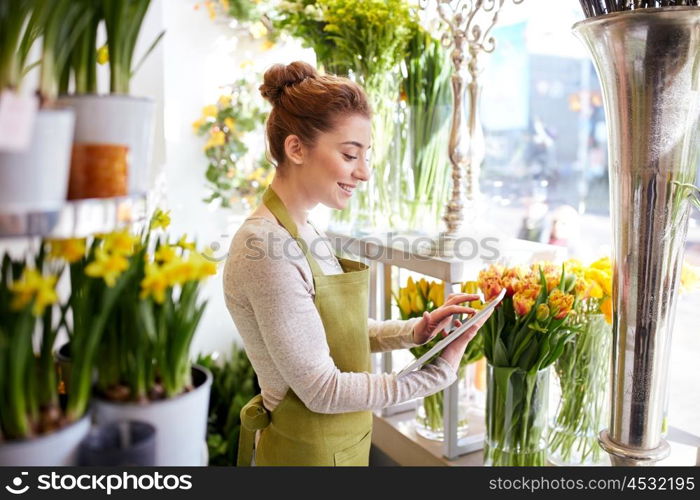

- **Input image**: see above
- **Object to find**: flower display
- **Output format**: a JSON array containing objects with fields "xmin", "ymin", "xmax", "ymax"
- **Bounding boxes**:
[
  {"xmin": 476, "ymin": 262, "xmax": 578, "ymax": 466},
  {"xmin": 192, "ymin": 77, "xmax": 273, "ymax": 210},
  {"xmin": 394, "ymin": 276, "xmax": 484, "ymax": 439}
]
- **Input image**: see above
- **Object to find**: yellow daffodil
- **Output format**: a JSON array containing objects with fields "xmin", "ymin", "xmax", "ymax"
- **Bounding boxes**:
[
  {"xmin": 85, "ymin": 248, "xmax": 129, "ymax": 287},
  {"xmin": 175, "ymin": 234, "xmax": 196, "ymax": 251},
  {"xmin": 96, "ymin": 44, "xmax": 109, "ymax": 65},
  {"xmin": 202, "ymin": 105, "xmax": 218, "ymax": 118},
  {"xmin": 218, "ymin": 95, "xmax": 232, "ymax": 108},
  {"xmin": 140, "ymin": 262, "xmax": 170, "ymax": 304},
  {"xmin": 188, "ymin": 251, "xmax": 218, "ymax": 279},
  {"xmin": 47, "ymin": 238, "xmax": 86, "ymax": 263},
  {"xmin": 155, "ymin": 245, "xmax": 178, "ymax": 264},
  {"xmin": 150, "ymin": 208, "xmax": 171, "ymax": 230},
  {"xmin": 9, "ymin": 268, "xmax": 58, "ymax": 316},
  {"xmin": 102, "ymin": 230, "xmax": 138, "ymax": 257}
]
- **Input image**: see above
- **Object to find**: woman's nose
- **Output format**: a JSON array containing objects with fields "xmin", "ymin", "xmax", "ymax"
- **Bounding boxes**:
[{"xmin": 353, "ymin": 157, "xmax": 371, "ymax": 182}]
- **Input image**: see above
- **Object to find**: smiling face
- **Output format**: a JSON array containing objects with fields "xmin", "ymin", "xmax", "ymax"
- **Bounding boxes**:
[{"xmin": 288, "ymin": 113, "xmax": 372, "ymax": 210}]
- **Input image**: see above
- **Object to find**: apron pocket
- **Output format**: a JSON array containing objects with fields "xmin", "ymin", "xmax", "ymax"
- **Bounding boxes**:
[{"xmin": 333, "ymin": 429, "xmax": 372, "ymax": 467}]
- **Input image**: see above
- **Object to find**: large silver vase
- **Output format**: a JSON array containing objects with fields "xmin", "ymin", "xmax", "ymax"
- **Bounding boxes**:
[{"xmin": 574, "ymin": 8, "xmax": 700, "ymax": 466}]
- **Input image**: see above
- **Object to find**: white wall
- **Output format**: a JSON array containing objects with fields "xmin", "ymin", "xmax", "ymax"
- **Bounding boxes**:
[{"xmin": 159, "ymin": 0, "xmax": 314, "ymax": 358}]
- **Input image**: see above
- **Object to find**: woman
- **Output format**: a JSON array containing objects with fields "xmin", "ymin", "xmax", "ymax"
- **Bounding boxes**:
[{"xmin": 223, "ymin": 61, "xmax": 491, "ymax": 466}]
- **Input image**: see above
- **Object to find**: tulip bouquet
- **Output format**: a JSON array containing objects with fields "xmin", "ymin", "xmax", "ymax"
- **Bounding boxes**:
[
  {"xmin": 548, "ymin": 257, "xmax": 613, "ymax": 465},
  {"xmin": 477, "ymin": 263, "xmax": 577, "ymax": 466},
  {"xmin": 94, "ymin": 209, "xmax": 217, "ymax": 402},
  {"xmin": 395, "ymin": 277, "xmax": 484, "ymax": 439}
]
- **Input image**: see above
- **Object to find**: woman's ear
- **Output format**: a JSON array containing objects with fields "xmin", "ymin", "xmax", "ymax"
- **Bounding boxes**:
[{"xmin": 283, "ymin": 135, "xmax": 304, "ymax": 165}]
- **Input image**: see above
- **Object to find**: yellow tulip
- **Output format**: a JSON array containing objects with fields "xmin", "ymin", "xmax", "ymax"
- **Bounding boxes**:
[
  {"xmin": 429, "ymin": 281, "xmax": 445, "ymax": 307},
  {"xmin": 412, "ymin": 292, "xmax": 425, "ymax": 314},
  {"xmin": 224, "ymin": 117, "xmax": 236, "ymax": 131},
  {"xmin": 418, "ymin": 278, "xmax": 429, "ymax": 298},
  {"xmin": 406, "ymin": 276, "xmax": 416, "ymax": 294},
  {"xmin": 398, "ymin": 290, "xmax": 412, "ymax": 318}
]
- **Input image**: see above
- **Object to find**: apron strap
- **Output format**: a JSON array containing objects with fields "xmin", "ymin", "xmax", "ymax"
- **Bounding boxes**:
[
  {"xmin": 262, "ymin": 186, "xmax": 325, "ymax": 277},
  {"xmin": 237, "ymin": 394, "xmax": 271, "ymax": 467}
]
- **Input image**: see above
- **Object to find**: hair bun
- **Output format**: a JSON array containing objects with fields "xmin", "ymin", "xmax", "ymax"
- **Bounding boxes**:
[{"xmin": 259, "ymin": 61, "xmax": 318, "ymax": 106}]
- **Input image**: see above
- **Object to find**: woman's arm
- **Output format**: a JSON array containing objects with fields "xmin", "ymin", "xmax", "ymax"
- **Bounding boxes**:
[
  {"xmin": 230, "ymin": 228, "xmax": 457, "ymax": 415},
  {"xmin": 368, "ymin": 317, "xmax": 423, "ymax": 352}
]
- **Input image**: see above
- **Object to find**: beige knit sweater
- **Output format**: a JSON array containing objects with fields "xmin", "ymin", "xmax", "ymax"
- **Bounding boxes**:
[{"xmin": 222, "ymin": 216, "xmax": 456, "ymax": 413}]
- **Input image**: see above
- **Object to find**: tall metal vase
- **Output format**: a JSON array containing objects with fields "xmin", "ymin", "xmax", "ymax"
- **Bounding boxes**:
[{"xmin": 573, "ymin": 8, "xmax": 700, "ymax": 466}]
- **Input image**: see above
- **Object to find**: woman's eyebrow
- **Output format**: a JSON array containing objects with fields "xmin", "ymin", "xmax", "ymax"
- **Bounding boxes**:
[{"xmin": 340, "ymin": 141, "xmax": 371, "ymax": 149}]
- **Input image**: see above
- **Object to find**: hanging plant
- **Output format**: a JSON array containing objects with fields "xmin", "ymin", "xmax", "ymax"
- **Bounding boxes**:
[{"xmin": 192, "ymin": 77, "xmax": 272, "ymax": 209}]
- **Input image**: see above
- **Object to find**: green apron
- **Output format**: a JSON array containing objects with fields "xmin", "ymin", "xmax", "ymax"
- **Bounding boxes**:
[{"xmin": 237, "ymin": 186, "xmax": 373, "ymax": 466}]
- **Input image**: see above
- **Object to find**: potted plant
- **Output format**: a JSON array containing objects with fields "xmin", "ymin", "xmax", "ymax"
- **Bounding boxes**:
[
  {"xmin": 196, "ymin": 345, "xmax": 259, "ymax": 466},
  {"xmin": 0, "ymin": 0, "xmax": 83, "ymax": 223},
  {"xmin": 90, "ymin": 209, "xmax": 216, "ymax": 466},
  {"xmin": 58, "ymin": 0, "xmax": 164, "ymax": 199},
  {"xmin": 0, "ymin": 247, "xmax": 89, "ymax": 465}
]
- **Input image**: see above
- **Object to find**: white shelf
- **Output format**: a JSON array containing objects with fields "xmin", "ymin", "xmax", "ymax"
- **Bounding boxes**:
[{"xmin": 0, "ymin": 194, "xmax": 148, "ymax": 239}]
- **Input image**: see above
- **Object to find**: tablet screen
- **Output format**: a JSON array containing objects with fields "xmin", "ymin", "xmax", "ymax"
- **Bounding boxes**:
[{"xmin": 397, "ymin": 288, "xmax": 506, "ymax": 378}]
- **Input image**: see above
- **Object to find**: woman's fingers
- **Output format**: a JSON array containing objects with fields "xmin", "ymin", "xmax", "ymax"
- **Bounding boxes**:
[
  {"xmin": 444, "ymin": 293, "xmax": 480, "ymax": 306},
  {"xmin": 434, "ymin": 304, "xmax": 476, "ymax": 321}
]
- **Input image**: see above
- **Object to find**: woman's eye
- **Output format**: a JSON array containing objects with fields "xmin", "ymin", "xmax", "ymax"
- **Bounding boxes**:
[{"xmin": 343, "ymin": 153, "xmax": 358, "ymax": 161}]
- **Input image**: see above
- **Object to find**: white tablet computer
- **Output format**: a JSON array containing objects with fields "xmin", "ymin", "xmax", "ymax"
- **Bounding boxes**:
[{"xmin": 396, "ymin": 288, "xmax": 506, "ymax": 378}]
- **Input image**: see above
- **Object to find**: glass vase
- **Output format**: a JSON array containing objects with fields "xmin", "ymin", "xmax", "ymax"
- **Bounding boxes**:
[
  {"xmin": 484, "ymin": 364, "xmax": 549, "ymax": 466},
  {"xmin": 549, "ymin": 313, "xmax": 612, "ymax": 466},
  {"xmin": 414, "ymin": 365, "xmax": 469, "ymax": 441}
]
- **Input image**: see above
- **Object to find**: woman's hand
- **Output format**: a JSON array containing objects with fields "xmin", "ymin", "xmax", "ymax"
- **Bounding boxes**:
[
  {"xmin": 412, "ymin": 293, "xmax": 480, "ymax": 346},
  {"xmin": 439, "ymin": 306, "xmax": 493, "ymax": 370}
]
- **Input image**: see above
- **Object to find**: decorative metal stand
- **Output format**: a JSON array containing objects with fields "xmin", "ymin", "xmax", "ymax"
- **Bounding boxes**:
[
  {"xmin": 418, "ymin": 0, "xmax": 524, "ymax": 257},
  {"xmin": 574, "ymin": 6, "xmax": 700, "ymax": 466}
]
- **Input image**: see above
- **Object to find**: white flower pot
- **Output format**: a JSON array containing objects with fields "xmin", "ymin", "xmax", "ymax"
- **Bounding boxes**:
[
  {"xmin": 0, "ymin": 108, "xmax": 74, "ymax": 213},
  {"xmin": 0, "ymin": 413, "xmax": 91, "ymax": 466},
  {"xmin": 57, "ymin": 94, "xmax": 155, "ymax": 196},
  {"xmin": 93, "ymin": 365, "xmax": 212, "ymax": 466}
]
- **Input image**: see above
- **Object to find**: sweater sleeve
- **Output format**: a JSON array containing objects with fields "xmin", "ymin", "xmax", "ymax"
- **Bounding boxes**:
[
  {"xmin": 236, "ymin": 228, "xmax": 457, "ymax": 414},
  {"xmin": 368, "ymin": 317, "xmax": 422, "ymax": 352}
]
